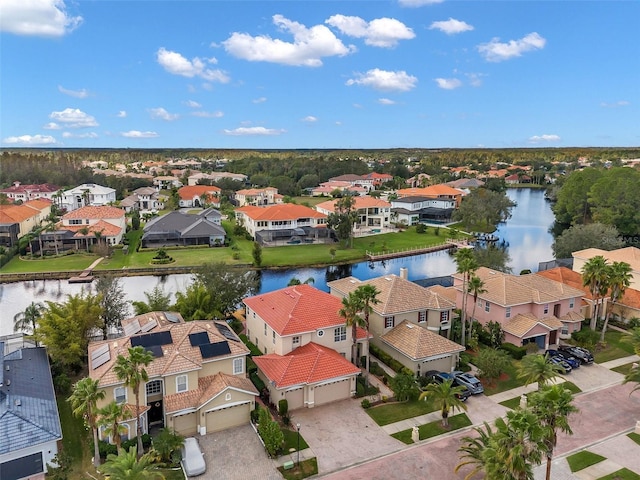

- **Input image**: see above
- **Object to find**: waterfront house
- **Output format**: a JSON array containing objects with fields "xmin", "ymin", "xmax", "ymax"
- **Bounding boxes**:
[
  {"xmin": 315, "ymin": 196, "xmax": 392, "ymax": 232},
  {"xmin": 55, "ymin": 205, "xmax": 126, "ymax": 250},
  {"xmin": 573, "ymin": 247, "xmax": 640, "ymax": 290},
  {"xmin": 396, "ymin": 184, "xmax": 465, "ymax": 207},
  {"xmin": 390, "ymin": 195, "xmax": 456, "ymax": 225},
  {"xmin": 141, "ymin": 209, "xmax": 225, "ymax": 247},
  {"xmin": 0, "ymin": 199, "xmax": 52, "ymax": 248}
]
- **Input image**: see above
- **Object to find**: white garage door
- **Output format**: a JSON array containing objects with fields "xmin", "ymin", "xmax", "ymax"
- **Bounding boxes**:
[
  {"xmin": 173, "ymin": 412, "xmax": 197, "ymax": 436},
  {"xmin": 205, "ymin": 403, "xmax": 250, "ymax": 433},
  {"xmin": 285, "ymin": 388, "xmax": 304, "ymax": 410},
  {"xmin": 314, "ymin": 379, "xmax": 351, "ymax": 406}
]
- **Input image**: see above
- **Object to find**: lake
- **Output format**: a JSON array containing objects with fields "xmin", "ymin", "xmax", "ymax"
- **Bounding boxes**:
[{"xmin": 0, "ymin": 188, "xmax": 554, "ymax": 336}]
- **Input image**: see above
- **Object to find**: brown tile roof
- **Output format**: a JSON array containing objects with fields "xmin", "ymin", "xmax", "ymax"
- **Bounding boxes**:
[
  {"xmin": 502, "ymin": 313, "xmax": 561, "ymax": 338},
  {"xmin": 381, "ymin": 320, "xmax": 464, "ymax": 360},
  {"xmin": 121, "ymin": 311, "xmax": 185, "ymax": 332},
  {"xmin": 253, "ymin": 342, "xmax": 360, "ymax": 388},
  {"xmin": 88, "ymin": 319, "xmax": 249, "ymax": 387},
  {"xmin": 427, "ymin": 285, "xmax": 458, "ymax": 304},
  {"xmin": 315, "ymin": 196, "xmax": 391, "ymax": 213},
  {"xmin": 573, "ymin": 247, "xmax": 640, "ymax": 272},
  {"xmin": 63, "ymin": 206, "xmax": 125, "ymax": 220},
  {"xmin": 1, "ymin": 183, "xmax": 60, "ymax": 194},
  {"xmin": 97, "ymin": 403, "xmax": 150, "ymax": 424},
  {"xmin": 164, "ymin": 372, "xmax": 258, "ymax": 413},
  {"xmin": 396, "ymin": 184, "xmax": 464, "ymax": 198},
  {"xmin": 536, "ymin": 267, "xmax": 593, "ymax": 299},
  {"xmin": 560, "ymin": 311, "xmax": 585, "ymax": 323},
  {"xmin": 328, "ymin": 275, "xmax": 455, "ymax": 315},
  {"xmin": 236, "ymin": 204, "xmax": 326, "ymax": 221},
  {"xmin": 618, "ymin": 288, "xmax": 640, "ymax": 311}
]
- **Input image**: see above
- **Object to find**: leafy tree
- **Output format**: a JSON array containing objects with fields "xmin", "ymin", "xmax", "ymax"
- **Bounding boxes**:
[
  {"xmin": 472, "ymin": 244, "xmax": 512, "ymax": 273},
  {"xmin": 131, "ymin": 209, "xmax": 141, "ymax": 231},
  {"xmin": 168, "ymin": 187, "xmax": 180, "ymax": 210},
  {"xmin": 553, "ymin": 168, "xmax": 603, "ymax": 228},
  {"xmin": 98, "ymin": 401, "xmax": 128, "ymax": 451},
  {"xmin": 601, "ymin": 261, "xmax": 632, "ymax": 341},
  {"xmin": 552, "ymin": 223, "xmax": 623, "ymax": 259},
  {"xmin": 589, "ymin": 167, "xmax": 640, "ymax": 236},
  {"xmin": 150, "ymin": 428, "xmax": 184, "ymax": 465},
  {"xmin": 252, "ymin": 242, "xmax": 262, "ymax": 267},
  {"xmin": 174, "ymin": 282, "xmax": 212, "ymax": 320},
  {"xmin": 192, "ymin": 262, "xmax": 259, "ymax": 318},
  {"xmin": 297, "ymin": 173, "xmax": 320, "ymax": 190},
  {"xmin": 453, "ymin": 188, "xmax": 515, "ymax": 230},
  {"xmin": 475, "ymin": 348, "xmax": 511, "ymax": 386},
  {"xmin": 114, "ymin": 346, "xmax": 154, "ymax": 458},
  {"xmin": 419, "ymin": 379, "xmax": 467, "ymax": 427},
  {"xmin": 338, "ymin": 291, "xmax": 365, "ymax": 366},
  {"xmin": 95, "ymin": 275, "xmax": 130, "ymax": 340},
  {"xmin": 484, "ymin": 321, "xmax": 504, "ymax": 349},
  {"xmin": 389, "ymin": 372, "xmax": 420, "ymax": 402},
  {"xmin": 287, "ymin": 277, "xmax": 315, "ymax": 286},
  {"xmin": 581, "ymin": 255, "xmax": 610, "ymax": 329},
  {"xmin": 455, "ymin": 248, "xmax": 478, "ymax": 347},
  {"xmin": 132, "ymin": 285, "xmax": 172, "ymax": 315},
  {"xmin": 13, "ymin": 301, "xmax": 44, "ymax": 345},
  {"xmin": 327, "ymin": 194, "xmax": 357, "ymax": 248},
  {"xmin": 353, "ymin": 284, "xmax": 381, "ymax": 386},
  {"xmin": 517, "ymin": 354, "xmax": 564, "ymax": 389},
  {"xmin": 258, "ymin": 407, "xmax": 283, "ymax": 457},
  {"xmin": 68, "ymin": 377, "xmax": 105, "ymax": 468},
  {"xmin": 99, "ymin": 446, "xmax": 164, "ymax": 480}
]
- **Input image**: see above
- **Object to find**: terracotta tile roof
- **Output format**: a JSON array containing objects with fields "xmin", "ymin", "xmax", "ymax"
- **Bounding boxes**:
[
  {"xmin": 88, "ymin": 319, "xmax": 249, "ymax": 387},
  {"xmin": 328, "ymin": 275, "xmax": 455, "ymax": 315},
  {"xmin": 427, "ymin": 285, "xmax": 458, "ymax": 304},
  {"xmin": 236, "ymin": 187, "xmax": 277, "ymax": 196},
  {"xmin": 253, "ymin": 342, "xmax": 360, "ymax": 388},
  {"xmin": 381, "ymin": 320, "xmax": 464, "ymax": 360},
  {"xmin": 24, "ymin": 198, "xmax": 53, "ymax": 209},
  {"xmin": 97, "ymin": 403, "xmax": 150, "ymax": 424},
  {"xmin": 63, "ymin": 206, "xmax": 125, "ymax": 220},
  {"xmin": 560, "ymin": 311, "xmax": 585, "ymax": 323},
  {"xmin": 573, "ymin": 247, "xmax": 640, "ymax": 272},
  {"xmin": 502, "ymin": 313, "xmax": 561, "ymax": 338},
  {"xmin": 1, "ymin": 183, "xmax": 60, "ymax": 194},
  {"xmin": 177, "ymin": 185, "xmax": 221, "ymax": 200},
  {"xmin": 164, "ymin": 372, "xmax": 258, "ymax": 413},
  {"xmin": 536, "ymin": 267, "xmax": 593, "ymax": 299},
  {"xmin": 618, "ymin": 288, "xmax": 640, "ymax": 311},
  {"xmin": 236, "ymin": 204, "xmax": 327, "ymax": 221},
  {"xmin": 244, "ymin": 285, "xmax": 347, "ymax": 336},
  {"xmin": 0, "ymin": 204, "xmax": 44, "ymax": 223},
  {"xmin": 64, "ymin": 220, "xmax": 123, "ymax": 237},
  {"xmin": 121, "ymin": 311, "xmax": 186, "ymax": 332},
  {"xmin": 315, "ymin": 196, "xmax": 391, "ymax": 213},
  {"xmin": 396, "ymin": 184, "xmax": 464, "ymax": 198}
]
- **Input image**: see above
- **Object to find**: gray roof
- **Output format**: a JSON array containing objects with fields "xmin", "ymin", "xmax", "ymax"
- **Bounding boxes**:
[
  {"xmin": 0, "ymin": 346, "xmax": 62, "ymax": 455},
  {"xmin": 143, "ymin": 210, "xmax": 225, "ymax": 238}
]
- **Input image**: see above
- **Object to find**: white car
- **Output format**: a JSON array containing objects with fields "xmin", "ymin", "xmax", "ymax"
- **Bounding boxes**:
[{"xmin": 181, "ymin": 437, "xmax": 206, "ymax": 477}]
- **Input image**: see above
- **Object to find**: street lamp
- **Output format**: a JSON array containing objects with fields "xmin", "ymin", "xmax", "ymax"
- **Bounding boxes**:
[{"xmin": 296, "ymin": 423, "xmax": 301, "ymax": 467}]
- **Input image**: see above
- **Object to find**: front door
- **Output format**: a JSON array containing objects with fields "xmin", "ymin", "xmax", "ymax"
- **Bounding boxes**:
[{"xmin": 147, "ymin": 400, "xmax": 164, "ymax": 425}]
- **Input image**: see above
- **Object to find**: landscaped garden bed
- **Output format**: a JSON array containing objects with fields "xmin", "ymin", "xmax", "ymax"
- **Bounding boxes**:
[{"xmin": 391, "ymin": 413, "xmax": 472, "ymax": 444}]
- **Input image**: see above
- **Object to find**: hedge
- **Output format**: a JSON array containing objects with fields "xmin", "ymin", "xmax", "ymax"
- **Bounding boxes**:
[
  {"xmin": 239, "ymin": 334, "xmax": 262, "ymax": 357},
  {"xmin": 369, "ymin": 344, "xmax": 413, "ymax": 376},
  {"xmin": 500, "ymin": 342, "xmax": 527, "ymax": 360}
]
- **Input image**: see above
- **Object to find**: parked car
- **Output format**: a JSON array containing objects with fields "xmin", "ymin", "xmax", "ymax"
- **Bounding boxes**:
[
  {"xmin": 546, "ymin": 349, "xmax": 581, "ymax": 369},
  {"xmin": 547, "ymin": 355, "xmax": 572, "ymax": 373},
  {"xmin": 424, "ymin": 371, "xmax": 472, "ymax": 401},
  {"xmin": 451, "ymin": 371, "xmax": 484, "ymax": 395},
  {"xmin": 558, "ymin": 345, "xmax": 594, "ymax": 365},
  {"xmin": 181, "ymin": 437, "xmax": 206, "ymax": 477}
]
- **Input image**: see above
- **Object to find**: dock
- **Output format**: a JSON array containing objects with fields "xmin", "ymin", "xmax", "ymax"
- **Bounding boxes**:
[
  {"xmin": 68, "ymin": 257, "xmax": 104, "ymax": 284},
  {"xmin": 366, "ymin": 240, "xmax": 471, "ymax": 262}
]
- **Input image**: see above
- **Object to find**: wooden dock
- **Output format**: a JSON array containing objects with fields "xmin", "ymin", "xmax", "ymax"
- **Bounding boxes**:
[
  {"xmin": 68, "ymin": 257, "xmax": 105, "ymax": 284},
  {"xmin": 366, "ymin": 240, "xmax": 471, "ymax": 262}
]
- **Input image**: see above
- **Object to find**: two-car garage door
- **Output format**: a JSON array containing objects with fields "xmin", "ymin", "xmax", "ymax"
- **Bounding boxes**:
[
  {"xmin": 205, "ymin": 402, "xmax": 251, "ymax": 433},
  {"xmin": 314, "ymin": 378, "xmax": 350, "ymax": 406}
]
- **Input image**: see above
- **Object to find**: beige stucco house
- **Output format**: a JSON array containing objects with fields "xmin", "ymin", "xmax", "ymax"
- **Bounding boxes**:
[{"xmin": 573, "ymin": 247, "xmax": 640, "ymax": 290}]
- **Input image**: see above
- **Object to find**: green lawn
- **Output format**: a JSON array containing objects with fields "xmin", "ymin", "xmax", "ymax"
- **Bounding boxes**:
[
  {"xmin": 627, "ymin": 432, "xmax": 640, "ymax": 446},
  {"xmin": 278, "ymin": 457, "xmax": 318, "ymax": 480},
  {"xmin": 567, "ymin": 451, "xmax": 606, "ymax": 472},
  {"xmin": 598, "ymin": 468, "xmax": 640, "ymax": 480},
  {"xmin": 57, "ymin": 395, "xmax": 97, "ymax": 479},
  {"xmin": 282, "ymin": 428, "xmax": 309, "ymax": 452},
  {"xmin": 594, "ymin": 331, "xmax": 636, "ymax": 364},
  {"xmin": 159, "ymin": 468, "xmax": 185, "ymax": 480},
  {"xmin": 612, "ymin": 363, "xmax": 635, "ymax": 375},
  {"xmin": 391, "ymin": 413, "xmax": 472, "ymax": 444},
  {"xmin": 560, "ymin": 380, "xmax": 582, "ymax": 394},
  {"xmin": 499, "ymin": 396, "xmax": 523, "ymax": 410},
  {"xmin": 366, "ymin": 399, "xmax": 437, "ymax": 426}
]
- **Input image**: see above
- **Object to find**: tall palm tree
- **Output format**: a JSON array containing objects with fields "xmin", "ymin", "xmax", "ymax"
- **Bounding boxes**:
[
  {"xmin": 601, "ymin": 261, "xmax": 632, "ymax": 341},
  {"xmin": 528, "ymin": 385, "xmax": 579, "ymax": 480},
  {"xmin": 338, "ymin": 292, "xmax": 365, "ymax": 366},
  {"xmin": 13, "ymin": 301, "xmax": 44, "ymax": 345},
  {"xmin": 581, "ymin": 255, "xmax": 610, "ymax": 329},
  {"xmin": 468, "ymin": 274, "xmax": 486, "ymax": 322},
  {"xmin": 455, "ymin": 248, "xmax": 478, "ymax": 346},
  {"xmin": 68, "ymin": 377, "xmax": 106, "ymax": 468},
  {"xmin": 353, "ymin": 284, "xmax": 381, "ymax": 386},
  {"xmin": 45, "ymin": 220, "xmax": 59, "ymax": 256},
  {"xmin": 99, "ymin": 446, "xmax": 164, "ymax": 480},
  {"xmin": 419, "ymin": 379, "xmax": 467, "ymax": 428},
  {"xmin": 98, "ymin": 401, "xmax": 128, "ymax": 451},
  {"xmin": 456, "ymin": 421, "xmax": 494, "ymax": 480},
  {"xmin": 114, "ymin": 346, "xmax": 154, "ymax": 458},
  {"xmin": 517, "ymin": 354, "xmax": 564, "ymax": 389},
  {"xmin": 623, "ymin": 326, "xmax": 640, "ymax": 356},
  {"xmin": 78, "ymin": 226, "xmax": 90, "ymax": 251}
]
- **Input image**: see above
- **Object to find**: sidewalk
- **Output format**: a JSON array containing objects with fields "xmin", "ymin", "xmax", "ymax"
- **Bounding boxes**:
[{"xmin": 274, "ymin": 447, "xmax": 316, "ymax": 468}]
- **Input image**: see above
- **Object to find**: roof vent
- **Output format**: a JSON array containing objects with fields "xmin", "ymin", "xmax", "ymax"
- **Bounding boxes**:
[
  {"xmin": 6, "ymin": 379, "xmax": 10, "ymax": 386},
  {"xmin": 15, "ymin": 399, "xmax": 21, "ymax": 406},
  {"xmin": 406, "ymin": 324, "xmax": 414, "ymax": 328}
]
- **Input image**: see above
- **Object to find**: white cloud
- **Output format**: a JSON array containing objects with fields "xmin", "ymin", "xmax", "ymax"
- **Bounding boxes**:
[
  {"xmin": 49, "ymin": 108, "xmax": 98, "ymax": 128},
  {"xmin": 0, "ymin": 0, "xmax": 82, "ymax": 37},
  {"xmin": 3, "ymin": 134, "xmax": 57, "ymax": 145},
  {"xmin": 600, "ymin": 100, "xmax": 630, "ymax": 108},
  {"xmin": 223, "ymin": 14, "xmax": 355, "ymax": 67},
  {"xmin": 253, "ymin": 97, "xmax": 267, "ymax": 104},
  {"xmin": 435, "ymin": 77, "xmax": 462, "ymax": 89},
  {"xmin": 325, "ymin": 15, "xmax": 415, "ymax": 48},
  {"xmin": 222, "ymin": 126, "xmax": 286, "ymax": 136},
  {"xmin": 465, "ymin": 72, "xmax": 485, "ymax": 87},
  {"xmin": 184, "ymin": 100, "xmax": 202, "ymax": 108},
  {"xmin": 378, "ymin": 98, "xmax": 396, "ymax": 105},
  {"xmin": 335, "ymin": 121, "xmax": 342, "ymax": 125},
  {"xmin": 117, "ymin": 110, "xmax": 127, "ymax": 118},
  {"xmin": 156, "ymin": 47, "xmax": 230, "ymax": 83},
  {"xmin": 302, "ymin": 116, "xmax": 318, "ymax": 122},
  {"xmin": 529, "ymin": 134, "xmax": 560, "ymax": 144},
  {"xmin": 43, "ymin": 122, "xmax": 61, "ymax": 130},
  {"xmin": 62, "ymin": 131, "xmax": 98, "ymax": 139},
  {"xmin": 429, "ymin": 18, "xmax": 474, "ymax": 35},
  {"xmin": 121, "ymin": 130, "xmax": 159, "ymax": 138},
  {"xmin": 191, "ymin": 111, "xmax": 224, "ymax": 118},
  {"xmin": 148, "ymin": 107, "xmax": 179, "ymax": 121},
  {"xmin": 398, "ymin": 0, "xmax": 444, "ymax": 7},
  {"xmin": 478, "ymin": 32, "xmax": 546, "ymax": 62},
  {"xmin": 58, "ymin": 85, "xmax": 89, "ymax": 98},
  {"xmin": 346, "ymin": 68, "xmax": 417, "ymax": 91}
]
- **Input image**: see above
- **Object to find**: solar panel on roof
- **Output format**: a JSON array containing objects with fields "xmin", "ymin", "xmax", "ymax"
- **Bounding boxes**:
[
  {"xmin": 92, "ymin": 351, "xmax": 111, "ymax": 369},
  {"xmin": 164, "ymin": 312, "xmax": 181, "ymax": 323},
  {"xmin": 189, "ymin": 332, "xmax": 210, "ymax": 347},
  {"xmin": 123, "ymin": 319, "xmax": 142, "ymax": 337},
  {"xmin": 91, "ymin": 343, "xmax": 109, "ymax": 361},
  {"xmin": 140, "ymin": 319, "xmax": 158, "ymax": 333},
  {"xmin": 146, "ymin": 345, "xmax": 164, "ymax": 358},
  {"xmin": 131, "ymin": 331, "xmax": 173, "ymax": 348},
  {"xmin": 199, "ymin": 342, "xmax": 231, "ymax": 359},
  {"xmin": 216, "ymin": 322, "xmax": 239, "ymax": 342}
]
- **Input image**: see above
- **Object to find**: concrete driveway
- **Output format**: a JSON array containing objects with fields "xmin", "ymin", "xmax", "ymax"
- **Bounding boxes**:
[
  {"xmin": 290, "ymin": 398, "xmax": 404, "ymax": 475},
  {"xmin": 566, "ymin": 361, "xmax": 625, "ymax": 392}
]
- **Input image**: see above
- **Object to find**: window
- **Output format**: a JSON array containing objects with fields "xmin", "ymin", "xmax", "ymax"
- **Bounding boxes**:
[
  {"xmin": 477, "ymin": 298, "xmax": 483, "ymax": 308},
  {"xmin": 505, "ymin": 307, "xmax": 511, "ymax": 318},
  {"xmin": 225, "ymin": 392, "xmax": 232, "ymax": 401},
  {"xmin": 418, "ymin": 311, "xmax": 427, "ymax": 323},
  {"xmin": 176, "ymin": 375, "xmax": 187, "ymax": 393},
  {"xmin": 334, "ymin": 326, "xmax": 346, "ymax": 342},
  {"xmin": 120, "ymin": 424, "xmax": 130, "ymax": 442},
  {"xmin": 264, "ymin": 323, "xmax": 267, "ymax": 335},
  {"xmin": 146, "ymin": 380, "xmax": 162, "ymax": 396},
  {"xmin": 543, "ymin": 304, "xmax": 549, "ymax": 314},
  {"xmin": 69, "ymin": 219, "xmax": 82, "ymax": 225},
  {"xmin": 569, "ymin": 298, "xmax": 575, "ymax": 309},
  {"xmin": 114, "ymin": 386, "xmax": 126, "ymax": 404},
  {"xmin": 440, "ymin": 311, "xmax": 449, "ymax": 324},
  {"xmin": 292, "ymin": 336, "xmax": 300, "ymax": 345},
  {"xmin": 484, "ymin": 301, "xmax": 490, "ymax": 313},
  {"xmin": 384, "ymin": 316, "xmax": 395, "ymax": 328},
  {"xmin": 233, "ymin": 357, "xmax": 244, "ymax": 375},
  {"xmin": 272, "ymin": 331, "xmax": 276, "ymax": 344},
  {"xmin": 561, "ymin": 323, "xmax": 569, "ymax": 335}
]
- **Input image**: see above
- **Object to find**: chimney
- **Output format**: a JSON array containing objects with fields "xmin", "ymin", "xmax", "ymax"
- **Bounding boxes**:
[{"xmin": 400, "ymin": 267, "xmax": 408, "ymax": 280}]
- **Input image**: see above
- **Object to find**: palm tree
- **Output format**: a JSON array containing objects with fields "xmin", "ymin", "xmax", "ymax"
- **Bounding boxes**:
[
  {"xmin": 455, "ymin": 248, "xmax": 478, "ymax": 346},
  {"xmin": 456, "ymin": 421, "xmax": 494, "ymax": 480},
  {"xmin": 528, "ymin": 385, "xmax": 579, "ymax": 480},
  {"xmin": 78, "ymin": 226, "xmax": 90, "ymax": 251},
  {"xmin": 418, "ymin": 379, "xmax": 467, "ymax": 428},
  {"xmin": 517, "ymin": 354, "xmax": 564, "ymax": 389},
  {"xmin": 581, "ymin": 255, "xmax": 610, "ymax": 329},
  {"xmin": 353, "ymin": 284, "xmax": 381, "ymax": 386},
  {"xmin": 338, "ymin": 292, "xmax": 365, "ymax": 366},
  {"xmin": 114, "ymin": 346, "xmax": 154, "ymax": 458},
  {"xmin": 13, "ymin": 301, "xmax": 44, "ymax": 345},
  {"xmin": 623, "ymin": 363, "xmax": 640, "ymax": 395},
  {"xmin": 601, "ymin": 261, "xmax": 632, "ymax": 341},
  {"xmin": 99, "ymin": 446, "xmax": 164, "ymax": 480},
  {"xmin": 467, "ymin": 274, "xmax": 486, "ymax": 322},
  {"xmin": 68, "ymin": 377, "xmax": 106, "ymax": 468},
  {"xmin": 98, "ymin": 401, "xmax": 128, "ymax": 451},
  {"xmin": 623, "ymin": 326, "xmax": 640, "ymax": 355},
  {"xmin": 45, "ymin": 220, "xmax": 59, "ymax": 256}
]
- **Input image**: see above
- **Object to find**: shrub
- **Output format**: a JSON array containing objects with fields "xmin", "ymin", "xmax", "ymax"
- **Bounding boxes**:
[
  {"xmin": 361, "ymin": 399, "xmax": 371, "ymax": 409},
  {"xmin": 232, "ymin": 252, "xmax": 241, "ymax": 260},
  {"xmin": 278, "ymin": 399, "xmax": 288, "ymax": 417},
  {"xmin": 369, "ymin": 344, "xmax": 410, "ymax": 374},
  {"xmin": 251, "ymin": 406, "xmax": 261, "ymax": 424},
  {"xmin": 571, "ymin": 327, "xmax": 600, "ymax": 350},
  {"xmin": 370, "ymin": 362, "xmax": 385, "ymax": 376},
  {"xmin": 356, "ymin": 381, "xmax": 365, "ymax": 397},
  {"xmin": 250, "ymin": 372, "xmax": 266, "ymax": 392},
  {"xmin": 239, "ymin": 334, "xmax": 262, "ymax": 356},
  {"xmin": 525, "ymin": 342, "xmax": 540, "ymax": 354},
  {"xmin": 415, "ymin": 224, "xmax": 426, "ymax": 234},
  {"xmin": 500, "ymin": 342, "xmax": 527, "ymax": 360}
]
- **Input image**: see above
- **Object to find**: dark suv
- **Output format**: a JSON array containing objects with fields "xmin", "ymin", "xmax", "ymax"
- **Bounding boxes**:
[
  {"xmin": 558, "ymin": 345, "xmax": 594, "ymax": 365},
  {"xmin": 424, "ymin": 371, "xmax": 472, "ymax": 401}
]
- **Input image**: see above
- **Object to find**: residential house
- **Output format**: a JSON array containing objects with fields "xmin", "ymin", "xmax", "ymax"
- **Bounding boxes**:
[
  {"xmin": 396, "ymin": 184, "xmax": 465, "ymax": 207},
  {"xmin": 120, "ymin": 187, "xmax": 166, "ymax": 213},
  {"xmin": 235, "ymin": 204, "xmax": 329, "ymax": 245},
  {"xmin": 0, "ymin": 344, "xmax": 62, "ymax": 480},
  {"xmin": 445, "ymin": 178, "xmax": 485, "ymax": 192},
  {"xmin": 328, "ymin": 270, "xmax": 463, "ymax": 376},
  {"xmin": 177, "ymin": 185, "xmax": 221, "ymax": 208},
  {"xmin": 452, "ymin": 267, "xmax": 586, "ymax": 348},
  {"xmin": 315, "ymin": 197, "xmax": 392, "ymax": 232},
  {"xmin": 328, "ymin": 173, "xmax": 393, "ymax": 192},
  {"xmin": 60, "ymin": 183, "xmax": 117, "ymax": 212},
  {"xmin": 573, "ymin": 247, "xmax": 640, "ymax": 290},
  {"xmin": 505, "ymin": 174, "xmax": 531, "ymax": 184},
  {"xmin": 405, "ymin": 173, "xmax": 431, "ymax": 188},
  {"xmin": 88, "ymin": 312, "xmax": 257, "ymax": 438},
  {"xmin": 310, "ymin": 181, "xmax": 367, "ymax": 197},
  {"xmin": 0, "ymin": 182, "xmax": 61, "ymax": 202},
  {"xmin": 244, "ymin": 285, "xmax": 362, "ymax": 409},
  {"xmin": 188, "ymin": 172, "xmax": 247, "ymax": 185},
  {"xmin": 141, "ymin": 209, "xmax": 225, "ymax": 248},
  {"xmin": 0, "ymin": 199, "xmax": 52, "ymax": 248},
  {"xmin": 234, "ymin": 187, "xmax": 283, "ymax": 207},
  {"xmin": 535, "ymin": 267, "xmax": 596, "ymax": 321},
  {"xmin": 54, "ymin": 206, "xmax": 126, "ymax": 250},
  {"xmin": 153, "ymin": 176, "xmax": 183, "ymax": 190},
  {"xmin": 390, "ymin": 196, "xmax": 456, "ymax": 225}
]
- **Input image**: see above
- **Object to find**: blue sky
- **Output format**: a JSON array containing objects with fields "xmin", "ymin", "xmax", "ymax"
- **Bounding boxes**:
[{"xmin": 1, "ymin": 0, "xmax": 638, "ymax": 149}]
